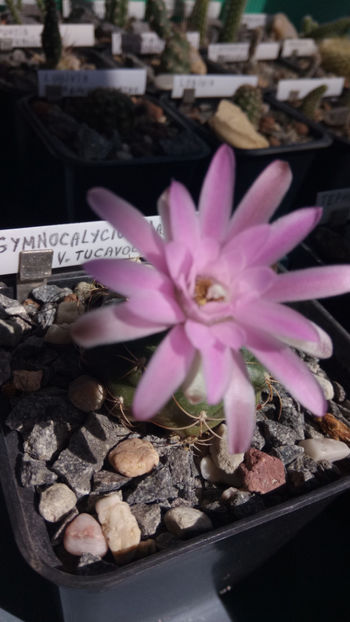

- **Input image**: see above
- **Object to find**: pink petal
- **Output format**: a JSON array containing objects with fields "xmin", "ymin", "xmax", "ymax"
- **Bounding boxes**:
[
  {"xmin": 71, "ymin": 303, "xmax": 168, "ymax": 347},
  {"xmin": 199, "ymin": 145, "xmax": 235, "ymax": 242},
  {"xmin": 164, "ymin": 241, "xmax": 193, "ymax": 282},
  {"xmin": 233, "ymin": 267, "xmax": 276, "ymax": 303},
  {"xmin": 83, "ymin": 259, "xmax": 173, "ymax": 297},
  {"xmin": 169, "ymin": 181, "xmax": 199, "ymax": 246},
  {"xmin": 254, "ymin": 207, "xmax": 322, "ymax": 266},
  {"xmin": 281, "ymin": 322, "xmax": 333, "ymax": 359},
  {"xmin": 227, "ymin": 160, "xmax": 292, "ymax": 239},
  {"xmin": 184, "ymin": 320, "xmax": 215, "ymax": 349},
  {"xmin": 132, "ymin": 325, "xmax": 195, "ymax": 420},
  {"xmin": 236, "ymin": 300, "xmax": 319, "ymax": 342},
  {"xmin": 246, "ymin": 331, "xmax": 327, "ymax": 416},
  {"xmin": 201, "ymin": 342, "xmax": 233, "ymax": 404},
  {"xmin": 211, "ymin": 322, "xmax": 246, "ymax": 350},
  {"xmin": 126, "ymin": 291, "xmax": 185, "ymax": 324},
  {"xmin": 223, "ymin": 224, "xmax": 270, "ymax": 268},
  {"xmin": 266, "ymin": 266, "xmax": 350, "ymax": 302},
  {"xmin": 87, "ymin": 188, "xmax": 167, "ymax": 273},
  {"xmin": 224, "ymin": 351, "xmax": 256, "ymax": 453}
]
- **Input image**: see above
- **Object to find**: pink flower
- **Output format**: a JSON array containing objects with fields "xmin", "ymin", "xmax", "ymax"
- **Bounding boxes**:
[{"xmin": 72, "ymin": 145, "xmax": 350, "ymax": 453}]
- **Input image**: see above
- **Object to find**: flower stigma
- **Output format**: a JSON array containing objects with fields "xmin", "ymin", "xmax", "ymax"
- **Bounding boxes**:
[{"xmin": 194, "ymin": 276, "xmax": 227, "ymax": 306}]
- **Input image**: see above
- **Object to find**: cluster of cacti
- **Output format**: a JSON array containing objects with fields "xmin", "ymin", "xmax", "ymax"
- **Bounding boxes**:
[
  {"xmin": 187, "ymin": 0, "xmax": 210, "ymax": 47},
  {"xmin": 105, "ymin": 0, "xmax": 129, "ymax": 28},
  {"xmin": 219, "ymin": 0, "xmax": 248, "ymax": 43},
  {"xmin": 145, "ymin": 0, "xmax": 173, "ymax": 39},
  {"xmin": 300, "ymin": 16, "xmax": 350, "ymax": 40},
  {"xmin": 319, "ymin": 38, "xmax": 350, "ymax": 80},
  {"xmin": 160, "ymin": 31, "xmax": 192, "ymax": 73},
  {"xmin": 41, "ymin": 0, "xmax": 62, "ymax": 69},
  {"xmin": 4, "ymin": 0, "xmax": 22, "ymax": 24},
  {"xmin": 232, "ymin": 84, "xmax": 264, "ymax": 129},
  {"xmin": 67, "ymin": 88, "xmax": 136, "ymax": 137},
  {"xmin": 299, "ymin": 85, "xmax": 327, "ymax": 120}
]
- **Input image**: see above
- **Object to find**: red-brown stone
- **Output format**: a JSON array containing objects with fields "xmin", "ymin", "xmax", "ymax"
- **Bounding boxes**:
[{"xmin": 237, "ymin": 448, "xmax": 286, "ymax": 494}]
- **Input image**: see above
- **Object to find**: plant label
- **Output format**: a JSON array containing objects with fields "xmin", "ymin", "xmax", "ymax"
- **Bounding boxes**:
[
  {"xmin": 171, "ymin": 74, "xmax": 258, "ymax": 98},
  {"xmin": 38, "ymin": 69, "xmax": 147, "ymax": 97},
  {"xmin": 0, "ymin": 24, "xmax": 95, "ymax": 48},
  {"xmin": 281, "ymin": 38, "xmax": 317, "ymax": 58},
  {"xmin": 254, "ymin": 42, "xmax": 280, "ymax": 60},
  {"xmin": 140, "ymin": 32, "xmax": 165, "ymax": 55},
  {"xmin": 186, "ymin": 32, "xmax": 200, "ymax": 49},
  {"xmin": 208, "ymin": 43, "xmax": 250, "ymax": 62},
  {"xmin": 276, "ymin": 78, "xmax": 344, "ymax": 101},
  {"xmin": 241, "ymin": 13, "xmax": 267, "ymax": 29}
]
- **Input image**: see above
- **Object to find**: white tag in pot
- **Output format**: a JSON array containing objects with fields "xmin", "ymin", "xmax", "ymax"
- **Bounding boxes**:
[
  {"xmin": 208, "ymin": 43, "xmax": 250, "ymax": 63},
  {"xmin": 276, "ymin": 78, "xmax": 344, "ymax": 101},
  {"xmin": 281, "ymin": 39, "xmax": 317, "ymax": 58},
  {"xmin": 38, "ymin": 69, "xmax": 147, "ymax": 97}
]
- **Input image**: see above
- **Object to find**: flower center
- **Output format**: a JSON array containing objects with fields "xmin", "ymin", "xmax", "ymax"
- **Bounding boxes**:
[{"xmin": 194, "ymin": 276, "xmax": 227, "ymax": 306}]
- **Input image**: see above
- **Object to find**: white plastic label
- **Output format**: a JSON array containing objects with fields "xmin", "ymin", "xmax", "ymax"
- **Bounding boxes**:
[
  {"xmin": 254, "ymin": 41, "xmax": 280, "ymax": 60},
  {"xmin": 0, "ymin": 218, "xmax": 162, "ymax": 275},
  {"xmin": 0, "ymin": 24, "xmax": 95, "ymax": 48},
  {"xmin": 140, "ymin": 32, "xmax": 165, "ymax": 55},
  {"xmin": 208, "ymin": 43, "xmax": 250, "ymax": 62},
  {"xmin": 92, "ymin": 0, "xmax": 145, "ymax": 18},
  {"xmin": 186, "ymin": 31, "xmax": 200, "ymax": 49},
  {"xmin": 241, "ymin": 13, "xmax": 267, "ymax": 29},
  {"xmin": 112, "ymin": 33, "xmax": 122, "ymax": 55},
  {"xmin": 276, "ymin": 77, "xmax": 345, "ymax": 101},
  {"xmin": 171, "ymin": 74, "xmax": 258, "ymax": 98},
  {"xmin": 281, "ymin": 38, "xmax": 317, "ymax": 58},
  {"xmin": 38, "ymin": 69, "xmax": 147, "ymax": 97}
]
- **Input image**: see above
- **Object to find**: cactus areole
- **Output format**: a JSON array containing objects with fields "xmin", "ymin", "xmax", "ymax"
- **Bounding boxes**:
[{"xmin": 72, "ymin": 146, "xmax": 350, "ymax": 453}]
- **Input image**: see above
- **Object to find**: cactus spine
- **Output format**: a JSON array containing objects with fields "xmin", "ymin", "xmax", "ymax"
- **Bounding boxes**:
[
  {"xmin": 299, "ymin": 85, "xmax": 327, "ymax": 120},
  {"xmin": 105, "ymin": 0, "xmax": 129, "ymax": 28},
  {"xmin": 187, "ymin": 0, "xmax": 210, "ymax": 47},
  {"xmin": 219, "ymin": 0, "xmax": 247, "ymax": 43},
  {"xmin": 233, "ymin": 85, "xmax": 264, "ymax": 129},
  {"xmin": 41, "ymin": 0, "xmax": 62, "ymax": 69}
]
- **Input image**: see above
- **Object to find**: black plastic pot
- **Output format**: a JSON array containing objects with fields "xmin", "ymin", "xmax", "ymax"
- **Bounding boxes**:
[
  {"xmin": 14, "ymin": 94, "xmax": 211, "ymax": 226},
  {"xmin": 163, "ymin": 93, "xmax": 332, "ymax": 217},
  {"xmin": 0, "ymin": 296, "xmax": 349, "ymax": 622}
]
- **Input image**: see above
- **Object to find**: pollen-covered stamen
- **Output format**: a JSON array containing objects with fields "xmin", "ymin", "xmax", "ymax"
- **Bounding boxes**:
[{"xmin": 194, "ymin": 276, "xmax": 228, "ymax": 306}]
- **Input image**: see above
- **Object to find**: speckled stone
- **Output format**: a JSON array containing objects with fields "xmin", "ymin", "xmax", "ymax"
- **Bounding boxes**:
[
  {"xmin": 261, "ymin": 419, "xmax": 299, "ymax": 447},
  {"xmin": 130, "ymin": 503, "xmax": 161, "ymax": 537},
  {"xmin": 39, "ymin": 483, "xmax": 77, "ymax": 522},
  {"xmin": 19, "ymin": 454, "xmax": 58, "ymax": 487},
  {"xmin": 270, "ymin": 445, "xmax": 305, "ymax": 466},
  {"xmin": 164, "ymin": 506, "xmax": 212, "ymax": 537},
  {"xmin": 31, "ymin": 284, "xmax": 72, "ymax": 304},
  {"xmin": 125, "ymin": 466, "xmax": 178, "ymax": 505}
]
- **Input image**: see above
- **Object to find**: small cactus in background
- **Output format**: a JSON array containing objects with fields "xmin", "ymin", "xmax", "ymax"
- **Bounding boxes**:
[
  {"xmin": 4, "ymin": 0, "xmax": 22, "ymax": 24},
  {"xmin": 187, "ymin": 0, "xmax": 210, "ymax": 47},
  {"xmin": 300, "ymin": 15, "xmax": 318, "ymax": 36},
  {"xmin": 41, "ymin": 0, "xmax": 62, "ymax": 69},
  {"xmin": 35, "ymin": 0, "xmax": 45, "ymax": 17},
  {"xmin": 145, "ymin": 0, "xmax": 173, "ymax": 39},
  {"xmin": 301, "ymin": 16, "xmax": 350, "ymax": 40},
  {"xmin": 105, "ymin": 0, "xmax": 129, "ymax": 28},
  {"xmin": 233, "ymin": 84, "xmax": 264, "ymax": 129},
  {"xmin": 299, "ymin": 85, "xmax": 327, "ymax": 120},
  {"xmin": 160, "ymin": 31, "xmax": 192, "ymax": 73},
  {"xmin": 319, "ymin": 38, "xmax": 350, "ymax": 80},
  {"xmin": 67, "ymin": 88, "xmax": 136, "ymax": 137},
  {"xmin": 219, "ymin": 0, "xmax": 247, "ymax": 43},
  {"xmin": 171, "ymin": 0, "xmax": 186, "ymax": 26}
]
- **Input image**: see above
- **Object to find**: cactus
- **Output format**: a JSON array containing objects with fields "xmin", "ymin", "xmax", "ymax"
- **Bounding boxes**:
[
  {"xmin": 171, "ymin": 0, "xmax": 185, "ymax": 25},
  {"xmin": 105, "ymin": 0, "xmax": 128, "ymax": 28},
  {"xmin": 4, "ymin": 0, "xmax": 22, "ymax": 24},
  {"xmin": 299, "ymin": 85, "xmax": 327, "ymax": 120},
  {"xmin": 145, "ymin": 0, "xmax": 173, "ymax": 40},
  {"xmin": 35, "ymin": 0, "xmax": 45, "ymax": 16},
  {"xmin": 233, "ymin": 85, "xmax": 264, "ymax": 129},
  {"xmin": 187, "ymin": 0, "xmax": 210, "ymax": 47},
  {"xmin": 301, "ymin": 16, "xmax": 350, "ymax": 40},
  {"xmin": 160, "ymin": 31, "xmax": 192, "ymax": 73},
  {"xmin": 41, "ymin": 0, "xmax": 62, "ymax": 69},
  {"xmin": 67, "ymin": 88, "xmax": 136, "ymax": 137},
  {"xmin": 319, "ymin": 38, "xmax": 350, "ymax": 80},
  {"xmin": 300, "ymin": 15, "xmax": 318, "ymax": 36},
  {"xmin": 219, "ymin": 0, "xmax": 247, "ymax": 43}
]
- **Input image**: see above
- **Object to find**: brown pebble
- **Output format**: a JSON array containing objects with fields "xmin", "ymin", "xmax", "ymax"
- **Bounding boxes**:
[
  {"xmin": 237, "ymin": 448, "xmax": 286, "ymax": 494},
  {"xmin": 318, "ymin": 413, "xmax": 350, "ymax": 443},
  {"xmin": 63, "ymin": 293, "xmax": 79, "ymax": 303},
  {"xmin": 139, "ymin": 98, "xmax": 166, "ymax": 123},
  {"xmin": 294, "ymin": 121, "xmax": 309, "ymax": 136},
  {"xmin": 23, "ymin": 298, "xmax": 39, "ymax": 308},
  {"xmin": 109, "ymin": 438, "xmax": 159, "ymax": 477},
  {"xmin": 13, "ymin": 369, "xmax": 43, "ymax": 392},
  {"xmin": 259, "ymin": 115, "xmax": 275, "ymax": 133},
  {"xmin": 68, "ymin": 375, "xmax": 106, "ymax": 412},
  {"xmin": 269, "ymin": 136, "xmax": 281, "ymax": 147}
]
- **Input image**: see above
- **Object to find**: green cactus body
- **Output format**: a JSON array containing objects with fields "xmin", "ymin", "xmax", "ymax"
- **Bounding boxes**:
[
  {"xmin": 4, "ymin": 0, "xmax": 22, "ymax": 24},
  {"xmin": 145, "ymin": 0, "xmax": 173, "ymax": 40},
  {"xmin": 219, "ymin": 0, "xmax": 248, "ymax": 43},
  {"xmin": 300, "ymin": 15, "xmax": 318, "ymax": 36},
  {"xmin": 299, "ymin": 85, "xmax": 327, "ymax": 120},
  {"xmin": 319, "ymin": 38, "xmax": 350, "ymax": 80},
  {"xmin": 35, "ymin": 0, "xmax": 45, "ymax": 16},
  {"xmin": 68, "ymin": 88, "xmax": 136, "ymax": 137},
  {"xmin": 41, "ymin": 0, "xmax": 62, "ymax": 69},
  {"xmin": 232, "ymin": 85, "xmax": 264, "ymax": 129},
  {"xmin": 160, "ymin": 31, "xmax": 191, "ymax": 74},
  {"xmin": 302, "ymin": 16, "xmax": 350, "ymax": 40},
  {"xmin": 171, "ymin": 0, "xmax": 185, "ymax": 25},
  {"xmin": 188, "ymin": 0, "xmax": 210, "ymax": 47},
  {"xmin": 105, "ymin": 0, "xmax": 128, "ymax": 27}
]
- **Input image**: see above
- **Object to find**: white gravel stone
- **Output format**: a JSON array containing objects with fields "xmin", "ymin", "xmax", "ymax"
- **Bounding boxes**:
[
  {"xmin": 39, "ymin": 483, "xmax": 77, "ymax": 522},
  {"xmin": 56, "ymin": 300, "xmax": 84, "ymax": 325},
  {"xmin": 313, "ymin": 375, "xmax": 334, "ymax": 400},
  {"xmin": 200, "ymin": 455, "xmax": 241, "ymax": 485},
  {"xmin": 63, "ymin": 513, "xmax": 108, "ymax": 557},
  {"xmin": 109, "ymin": 438, "xmax": 159, "ymax": 477},
  {"xmin": 209, "ymin": 424, "xmax": 244, "ymax": 473},
  {"xmin": 299, "ymin": 438, "xmax": 350, "ymax": 463},
  {"xmin": 68, "ymin": 375, "xmax": 106, "ymax": 412},
  {"xmin": 164, "ymin": 506, "xmax": 213, "ymax": 537},
  {"xmin": 95, "ymin": 493, "xmax": 141, "ymax": 561}
]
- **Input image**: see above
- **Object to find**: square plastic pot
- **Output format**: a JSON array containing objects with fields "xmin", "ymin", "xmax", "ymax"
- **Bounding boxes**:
[
  {"xmin": 0, "ymin": 293, "xmax": 349, "ymax": 622},
  {"xmin": 14, "ymin": 94, "xmax": 211, "ymax": 226}
]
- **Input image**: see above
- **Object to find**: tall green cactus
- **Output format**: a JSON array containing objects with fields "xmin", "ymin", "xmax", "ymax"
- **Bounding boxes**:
[
  {"xmin": 4, "ymin": 0, "xmax": 22, "ymax": 24},
  {"xmin": 187, "ymin": 0, "xmax": 209, "ymax": 47},
  {"xmin": 105, "ymin": 0, "xmax": 129, "ymax": 28},
  {"xmin": 41, "ymin": 0, "xmax": 62, "ymax": 69},
  {"xmin": 299, "ymin": 85, "xmax": 327, "ymax": 120},
  {"xmin": 145, "ymin": 0, "xmax": 173, "ymax": 39},
  {"xmin": 219, "ymin": 0, "xmax": 247, "ymax": 43},
  {"xmin": 301, "ymin": 16, "xmax": 350, "ymax": 40},
  {"xmin": 171, "ymin": 0, "xmax": 186, "ymax": 25}
]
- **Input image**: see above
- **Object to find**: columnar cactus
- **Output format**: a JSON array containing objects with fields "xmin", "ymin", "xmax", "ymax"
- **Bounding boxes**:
[
  {"xmin": 233, "ymin": 84, "xmax": 264, "ymax": 129},
  {"xmin": 171, "ymin": 0, "xmax": 186, "ymax": 25},
  {"xmin": 4, "ymin": 0, "xmax": 22, "ymax": 24},
  {"xmin": 219, "ymin": 0, "xmax": 247, "ymax": 43},
  {"xmin": 160, "ymin": 31, "xmax": 192, "ymax": 73},
  {"xmin": 187, "ymin": 0, "xmax": 210, "ymax": 47},
  {"xmin": 299, "ymin": 85, "xmax": 327, "ymax": 120},
  {"xmin": 105, "ymin": 0, "xmax": 129, "ymax": 28},
  {"xmin": 145, "ymin": 0, "xmax": 173, "ymax": 39},
  {"xmin": 301, "ymin": 16, "xmax": 350, "ymax": 40},
  {"xmin": 319, "ymin": 38, "xmax": 350, "ymax": 80},
  {"xmin": 41, "ymin": 0, "xmax": 62, "ymax": 69}
]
